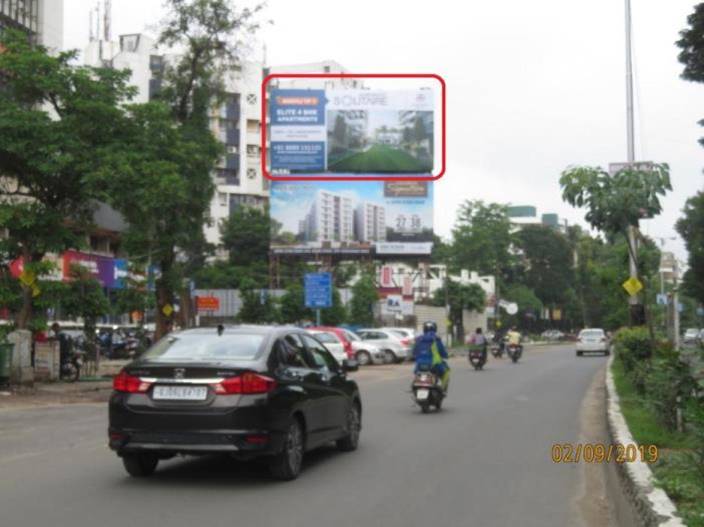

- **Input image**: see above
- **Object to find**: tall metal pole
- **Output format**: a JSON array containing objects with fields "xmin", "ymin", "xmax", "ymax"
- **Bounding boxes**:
[{"xmin": 625, "ymin": 0, "xmax": 641, "ymax": 319}]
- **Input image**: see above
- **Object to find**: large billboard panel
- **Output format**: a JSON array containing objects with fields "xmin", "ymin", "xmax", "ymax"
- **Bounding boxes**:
[
  {"xmin": 268, "ymin": 86, "xmax": 436, "ymax": 179},
  {"xmin": 270, "ymin": 180, "xmax": 433, "ymax": 255}
]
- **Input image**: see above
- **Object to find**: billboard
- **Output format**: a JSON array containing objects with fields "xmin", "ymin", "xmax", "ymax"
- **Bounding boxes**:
[
  {"xmin": 269, "ymin": 88, "xmax": 435, "ymax": 178},
  {"xmin": 270, "ymin": 180, "xmax": 433, "ymax": 255}
]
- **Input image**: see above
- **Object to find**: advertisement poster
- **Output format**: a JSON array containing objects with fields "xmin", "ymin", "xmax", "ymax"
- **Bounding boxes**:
[
  {"xmin": 270, "ymin": 180, "xmax": 433, "ymax": 255},
  {"xmin": 269, "ymin": 88, "xmax": 434, "ymax": 176}
]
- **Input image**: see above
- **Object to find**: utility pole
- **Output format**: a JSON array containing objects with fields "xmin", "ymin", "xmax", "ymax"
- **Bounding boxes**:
[
  {"xmin": 624, "ymin": 0, "xmax": 644, "ymax": 325},
  {"xmin": 673, "ymin": 260, "xmax": 681, "ymax": 350}
]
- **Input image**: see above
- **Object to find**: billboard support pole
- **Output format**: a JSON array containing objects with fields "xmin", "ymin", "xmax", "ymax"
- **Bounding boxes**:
[{"xmin": 316, "ymin": 309, "xmax": 321, "ymax": 326}]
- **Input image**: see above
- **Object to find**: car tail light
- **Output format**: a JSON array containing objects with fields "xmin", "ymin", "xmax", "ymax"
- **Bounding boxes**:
[
  {"xmin": 600, "ymin": 337, "xmax": 606, "ymax": 343},
  {"xmin": 214, "ymin": 372, "xmax": 277, "ymax": 395},
  {"xmin": 245, "ymin": 434, "xmax": 269, "ymax": 444},
  {"xmin": 401, "ymin": 338, "xmax": 412, "ymax": 347},
  {"xmin": 113, "ymin": 370, "xmax": 151, "ymax": 393}
]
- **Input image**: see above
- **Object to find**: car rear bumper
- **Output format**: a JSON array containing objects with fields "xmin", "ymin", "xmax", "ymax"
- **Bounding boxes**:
[{"xmin": 576, "ymin": 344, "xmax": 609, "ymax": 352}]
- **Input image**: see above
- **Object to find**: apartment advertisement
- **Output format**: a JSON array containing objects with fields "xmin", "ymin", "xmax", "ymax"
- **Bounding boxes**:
[
  {"xmin": 270, "ymin": 181, "xmax": 433, "ymax": 255},
  {"xmin": 269, "ymin": 88, "xmax": 434, "ymax": 176}
]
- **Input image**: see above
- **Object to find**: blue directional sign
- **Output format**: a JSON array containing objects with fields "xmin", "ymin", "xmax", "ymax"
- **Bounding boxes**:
[{"xmin": 304, "ymin": 272, "xmax": 332, "ymax": 309}]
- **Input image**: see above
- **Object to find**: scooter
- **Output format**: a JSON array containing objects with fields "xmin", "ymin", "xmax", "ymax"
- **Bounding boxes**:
[
  {"xmin": 468, "ymin": 345, "xmax": 488, "ymax": 370},
  {"xmin": 411, "ymin": 366, "xmax": 445, "ymax": 413},
  {"xmin": 59, "ymin": 348, "xmax": 84, "ymax": 382},
  {"xmin": 506, "ymin": 343, "xmax": 523, "ymax": 363},
  {"xmin": 490, "ymin": 341, "xmax": 504, "ymax": 358}
]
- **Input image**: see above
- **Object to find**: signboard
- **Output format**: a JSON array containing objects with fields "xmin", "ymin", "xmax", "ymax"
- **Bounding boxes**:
[
  {"xmin": 381, "ymin": 294, "xmax": 414, "ymax": 316},
  {"xmin": 380, "ymin": 266, "xmax": 394, "ymax": 288},
  {"xmin": 304, "ymin": 272, "xmax": 332, "ymax": 309},
  {"xmin": 269, "ymin": 88, "xmax": 435, "ymax": 177},
  {"xmin": 656, "ymin": 294, "xmax": 668, "ymax": 306},
  {"xmin": 402, "ymin": 276, "xmax": 413, "ymax": 297},
  {"xmin": 270, "ymin": 180, "xmax": 433, "ymax": 255},
  {"xmin": 196, "ymin": 296, "xmax": 220, "ymax": 312},
  {"xmin": 622, "ymin": 277, "xmax": 643, "ymax": 297}
]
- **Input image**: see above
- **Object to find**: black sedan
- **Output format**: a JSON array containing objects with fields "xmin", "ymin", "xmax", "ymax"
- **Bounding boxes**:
[{"xmin": 108, "ymin": 325, "xmax": 362, "ymax": 480}]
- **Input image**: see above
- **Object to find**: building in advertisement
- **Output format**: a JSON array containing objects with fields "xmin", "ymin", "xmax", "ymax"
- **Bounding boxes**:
[
  {"xmin": 0, "ymin": 0, "xmax": 63, "ymax": 50},
  {"xmin": 82, "ymin": 32, "xmax": 266, "ymax": 248},
  {"xmin": 355, "ymin": 202, "xmax": 386, "ymax": 242},
  {"xmin": 300, "ymin": 189, "xmax": 354, "ymax": 243}
]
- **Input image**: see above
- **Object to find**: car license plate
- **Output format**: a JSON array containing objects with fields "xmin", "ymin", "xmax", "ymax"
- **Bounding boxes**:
[
  {"xmin": 152, "ymin": 385, "xmax": 208, "ymax": 401},
  {"xmin": 416, "ymin": 389, "xmax": 429, "ymax": 400}
]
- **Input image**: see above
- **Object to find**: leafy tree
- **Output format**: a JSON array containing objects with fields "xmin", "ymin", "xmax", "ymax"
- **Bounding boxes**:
[
  {"xmin": 501, "ymin": 284, "xmax": 543, "ymax": 330},
  {"xmin": 676, "ymin": 191, "xmax": 704, "ymax": 304},
  {"xmin": 451, "ymin": 200, "xmax": 514, "ymax": 279},
  {"xmin": 0, "ymin": 29, "xmax": 133, "ymax": 328},
  {"xmin": 279, "ymin": 283, "xmax": 312, "ymax": 324},
  {"xmin": 237, "ymin": 280, "xmax": 277, "ymax": 323},
  {"xmin": 220, "ymin": 206, "xmax": 270, "ymax": 266},
  {"xmin": 432, "ymin": 280, "xmax": 486, "ymax": 340},
  {"xmin": 349, "ymin": 273, "xmax": 378, "ymax": 326},
  {"xmin": 560, "ymin": 164, "xmax": 671, "ymax": 325},
  {"xmin": 677, "ymin": 3, "xmax": 704, "ymax": 146},
  {"xmin": 321, "ymin": 289, "xmax": 347, "ymax": 326},
  {"xmin": 61, "ymin": 265, "xmax": 110, "ymax": 362},
  {"xmin": 516, "ymin": 225, "xmax": 574, "ymax": 309}
]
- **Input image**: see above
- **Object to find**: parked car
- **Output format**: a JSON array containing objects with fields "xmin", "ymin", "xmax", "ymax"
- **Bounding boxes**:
[
  {"xmin": 356, "ymin": 329, "xmax": 411, "ymax": 363},
  {"xmin": 108, "ymin": 325, "xmax": 362, "ymax": 481},
  {"xmin": 306, "ymin": 329, "xmax": 347, "ymax": 364},
  {"xmin": 683, "ymin": 328, "xmax": 700, "ymax": 345},
  {"xmin": 576, "ymin": 328, "xmax": 610, "ymax": 356},
  {"xmin": 340, "ymin": 329, "xmax": 385, "ymax": 366},
  {"xmin": 541, "ymin": 329, "xmax": 565, "ymax": 341},
  {"xmin": 307, "ymin": 326, "xmax": 354, "ymax": 360}
]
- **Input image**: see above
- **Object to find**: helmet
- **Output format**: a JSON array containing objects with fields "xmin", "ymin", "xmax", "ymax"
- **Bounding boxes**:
[{"xmin": 423, "ymin": 321, "xmax": 437, "ymax": 334}]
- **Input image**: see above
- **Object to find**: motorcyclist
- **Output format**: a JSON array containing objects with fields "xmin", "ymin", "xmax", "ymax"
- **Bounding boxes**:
[
  {"xmin": 506, "ymin": 327, "xmax": 522, "ymax": 348},
  {"xmin": 413, "ymin": 321, "xmax": 450, "ymax": 391},
  {"xmin": 467, "ymin": 327, "xmax": 488, "ymax": 362}
]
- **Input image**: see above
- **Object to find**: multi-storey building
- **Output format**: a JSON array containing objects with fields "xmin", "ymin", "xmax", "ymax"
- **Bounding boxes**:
[
  {"xmin": 0, "ymin": 0, "xmax": 63, "ymax": 49},
  {"xmin": 300, "ymin": 190, "xmax": 353, "ymax": 243},
  {"xmin": 355, "ymin": 202, "xmax": 386, "ymax": 242},
  {"xmin": 82, "ymin": 33, "xmax": 267, "ymax": 248}
]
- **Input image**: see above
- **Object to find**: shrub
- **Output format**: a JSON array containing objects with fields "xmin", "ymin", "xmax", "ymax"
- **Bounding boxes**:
[
  {"xmin": 646, "ymin": 353, "xmax": 696, "ymax": 431},
  {"xmin": 614, "ymin": 326, "xmax": 653, "ymax": 373},
  {"xmin": 685, "ymin": 396, "xmax": 704, "ymax": 482}
]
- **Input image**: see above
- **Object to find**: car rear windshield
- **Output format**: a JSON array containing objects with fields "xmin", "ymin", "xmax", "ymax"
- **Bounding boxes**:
[
  {"xmin": 580, "ymin": 330, "xmax": 604, "ymax": 338},
  {"xmin": 313, "ymin": 332, "xmax": 339, "ymax": 343},
  {"xmin": 142, "ymin": 334, "xmax": 265, "ymax": 362},
  {"xmin": 345, "ymin": 331, "xmax": 361, "ymax": 341}
]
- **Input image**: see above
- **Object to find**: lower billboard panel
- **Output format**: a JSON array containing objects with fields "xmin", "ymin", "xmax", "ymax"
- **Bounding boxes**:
[{"xmin": 270, "ymin": 181, "xmax": 434, "ymax": 255}]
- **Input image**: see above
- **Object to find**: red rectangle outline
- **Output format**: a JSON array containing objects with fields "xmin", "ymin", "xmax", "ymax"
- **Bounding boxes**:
[{"xmin": 261, "ymin": 73, "xmax": 446, "ymax": 181}]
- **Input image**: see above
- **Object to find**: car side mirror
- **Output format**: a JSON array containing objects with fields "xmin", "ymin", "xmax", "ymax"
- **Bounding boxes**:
[{"xmin": 341, "ymin": 359, "xmax": 359, "ymax": 372}]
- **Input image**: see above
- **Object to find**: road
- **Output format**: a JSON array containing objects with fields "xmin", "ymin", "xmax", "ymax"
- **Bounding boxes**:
[{"xmin": 0, "ymin": 344, "xmax": 629, "ymax": 527}]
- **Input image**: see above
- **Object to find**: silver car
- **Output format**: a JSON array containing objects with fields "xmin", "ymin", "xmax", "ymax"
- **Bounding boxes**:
[
  {"xmin": 356, "ymin": 329, "xmax": 411, "ymax": 364},
  {"xmin": 307, "ymin": 330, "xmax": 347, "ymax": 365},
  {"xmin": 342, "ymin": 330, "xmax": 385, "ymax": 366},
  {"xmin": 576, "ymin": 328, "xmax": 610, "ymax": 356}
]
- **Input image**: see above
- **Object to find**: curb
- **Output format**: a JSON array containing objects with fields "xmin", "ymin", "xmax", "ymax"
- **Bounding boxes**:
[{"xmin": 605, "ymin": 354, "xmax": 685, "ymax": 526}]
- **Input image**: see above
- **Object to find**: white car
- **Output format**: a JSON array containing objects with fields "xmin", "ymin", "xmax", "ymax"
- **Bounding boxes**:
[
  {"xmin": 356, "ymin": 329, "xmax": 412, "ymax": 364},
  {"xmin": 576, "ymin": 328, "xmax": 610, "ymax": 356},
  {"xmin": 683, "ymin": 328, "xmax": 700, "ymax": 345},
  {"xmin": 307, "ymin": 330, "xmax": 347, "ymax": 365},
  {"xmin": 341, "ymin": 329, "xmax": 385, "ymax": 366}
]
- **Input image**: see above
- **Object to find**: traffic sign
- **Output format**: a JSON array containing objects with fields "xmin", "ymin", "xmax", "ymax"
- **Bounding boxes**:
[
  {"xmin": 656, "ymin": 294, "xmax": 668, "ymax": 306},
  {"xmin": 162, "ymin": 303, "xmax": 174, "ymax": 317},
  {"xmin": 196, "ymin": 296, "xmax": 219, "ymax": 312},
  {"xmin": 622, "ymin": 277, "xmax": 643, "ymax": 297},
  {"xmin": 304, "ymin": 272, "xmax": 332, "ymax": 309}
]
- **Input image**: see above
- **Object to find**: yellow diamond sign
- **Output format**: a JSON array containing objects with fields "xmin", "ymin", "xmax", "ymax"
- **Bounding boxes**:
[
  {"xmin": 162, "ymin": 303, "xmax": 174, "ymax": 317},
  {"xmin": 19, "ymin": 269, "xmax": 36, "ymax": 287},
  {"xmin": 622, "ymin": 277, "xmax": 643, "ymax": 297}
]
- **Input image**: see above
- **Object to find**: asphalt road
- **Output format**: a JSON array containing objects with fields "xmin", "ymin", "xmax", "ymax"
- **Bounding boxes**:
[{"xmin": 0, "ymin": 344, "xmax": 626, "ymax": 527}]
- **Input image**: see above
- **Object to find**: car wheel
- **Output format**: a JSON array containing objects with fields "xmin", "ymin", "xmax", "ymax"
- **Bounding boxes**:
[
  {"xmin": 337, "ymin": 402, "xmax": 361, "ymax": 452},
  {"xmin": 270, "ymin": 419, "xmax": 304, "ymax": 481},
  {"xmin": 576, "ymin": 351, "xmax": 583, "ymax": 356},
  {"xmin": 605, "ymin": 349, "xmax": 611, "ymax": 356},
  {"xmin": 383, "ymin": 350, "xmax": 395, "ymax": 364},
  {"xmin": 122, "ymin": 453, "xmax": 159, "ymax": 477},
  {"xmin": 356, "ymin": 351, "xmax": 371, "ymax": 366}
]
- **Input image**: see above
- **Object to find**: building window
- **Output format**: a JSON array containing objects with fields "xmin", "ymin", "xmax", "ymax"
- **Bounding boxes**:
[
  {"xmin": 216, "ymin": 169, "xmax": 239, "ymax": 186},
  {"xmin": 218, "ymin": 192, "xmax": 227, "ymax": 206}
]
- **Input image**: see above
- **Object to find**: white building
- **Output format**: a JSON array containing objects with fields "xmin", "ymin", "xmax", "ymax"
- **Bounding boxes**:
[
  {"xmin": 82, "ymin": 33, "xmax": 267, "ymax": 248},
  {"xmin": 0, "ymin": 0, "xmax": 63, "ymax": 50},
  {"xmin": 300, "ymin": 190, "xmax": 353, "ymax": 243},
  {"xmin": 355, "ymin": 202, "xmax": 386, "ymax": 242}
]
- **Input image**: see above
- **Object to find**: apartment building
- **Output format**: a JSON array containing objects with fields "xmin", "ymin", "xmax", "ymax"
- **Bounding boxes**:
[
  {"xmin": 300, "ymin": 190, "xmax": 354, "ymax": 243},
  {"xmin": 355, "ymin": 202, "xmax": 386, "ymax": 242},
  {"xmin": 0, "ymin": 0, "xmax": 63, "ymax": 50}
]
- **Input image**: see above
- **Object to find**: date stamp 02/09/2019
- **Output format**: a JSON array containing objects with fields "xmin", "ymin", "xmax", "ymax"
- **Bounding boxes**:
[{"xmin": 551, "ymin": 443, "xmax": 659, "ymax": 464}]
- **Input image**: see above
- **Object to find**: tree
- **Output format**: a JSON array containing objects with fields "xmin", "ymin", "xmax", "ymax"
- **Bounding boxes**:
[
  {"xmin": 678, "ymin": 2, "xmax": 704, "ymax": 83},
  {"xmin": 676, "ymin": 191, "xmax": 704, "ymax": 304},
  {"xmin": 220, "ymin": 206, "xmax": 270, "ymax": 266},
  {"xmin": 560, "ymin": 164, "xmax": 671, "ymax": 325},
  {"xmin": 237, "ymin": 279, "xmax": 277, "ymax": 323},
  {"xmin": 516, "ymin": 225, "xmax": 574, "ymax": 310},
  {"xmin": 0, "ymin": 29, "xmax": 134, "ymax": 329},
  {"xmin": 432, "ymin": 280, "xmax": 486, "ymax": 341},
  {"xmin": 279, "ymin": 283, "xmax": 312, "ymax": 324},
  {"xmin": 501, "ymin": 284, "xmax": 542, "ymax": 331},
  {"xmin": 321, "ymin": 289, "xmax": 347, "ymax": 326},
  {"xmin": 451, "ymin": 200, "xmax": 514, "ymax": 279},
  {"xmin": 349, "ymin": 274, "xmax": 378, "ymax": 326}
]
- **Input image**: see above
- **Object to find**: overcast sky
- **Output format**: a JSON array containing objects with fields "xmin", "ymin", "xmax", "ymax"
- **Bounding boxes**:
[{"xmin": 63, "ymin": 0, "xmax": 704, "ymax": 262}]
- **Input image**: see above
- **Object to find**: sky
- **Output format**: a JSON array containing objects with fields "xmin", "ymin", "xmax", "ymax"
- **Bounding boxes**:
[{"xmin": 62, "ymin": 0, "xmax": 704, "ymax": 263}]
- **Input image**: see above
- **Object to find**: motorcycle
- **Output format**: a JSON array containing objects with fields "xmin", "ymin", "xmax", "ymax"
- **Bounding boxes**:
[
  {"xmin": 506, "ymin": 343, "xmax": 523, "ymax": 363},
  {"xmin": 60, "ymin": 348, "xmax": 84, "ymax": 382},
  {"xmin": 411, "ymin": 366, "xmax": 445, "ymax": 413},
  {"xmin": 490, "ymin": 341, "xmax": 504, "ymax": 358},
  {"xmin": 468, "ymin": 345, "xmax": 488, "ymax": 370}
]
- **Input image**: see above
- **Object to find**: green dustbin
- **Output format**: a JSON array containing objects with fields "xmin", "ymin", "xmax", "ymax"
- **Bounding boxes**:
[{"xmin": 0, "ymin": 342, "xmax": 13, "ymax": 382}]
